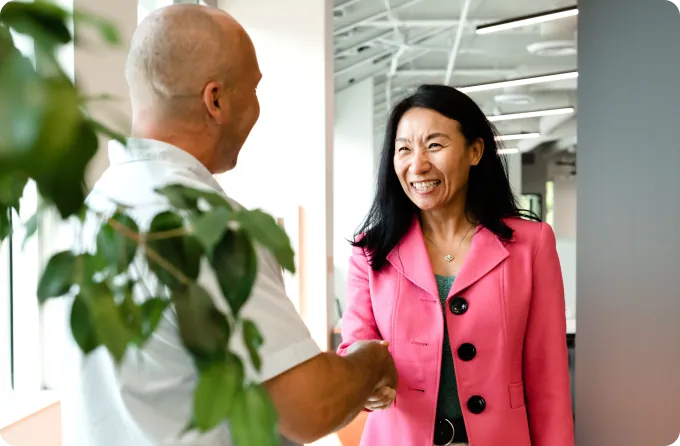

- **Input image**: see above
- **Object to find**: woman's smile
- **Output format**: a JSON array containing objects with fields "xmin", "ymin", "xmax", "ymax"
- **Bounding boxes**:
[{"xmin": 411, "ymin": 179, "xmax": 441, "ymax": 194}]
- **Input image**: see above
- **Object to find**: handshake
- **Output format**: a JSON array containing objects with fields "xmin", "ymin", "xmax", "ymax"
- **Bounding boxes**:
[{"xmin": 347, "ymin": 339, "xmax": 399, "ymax": 411}]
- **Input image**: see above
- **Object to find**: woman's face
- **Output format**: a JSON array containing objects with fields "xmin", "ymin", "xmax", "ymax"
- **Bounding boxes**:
[{"xmin": 393, "ymin": 107, "xmax": 484, "ymax": 211}]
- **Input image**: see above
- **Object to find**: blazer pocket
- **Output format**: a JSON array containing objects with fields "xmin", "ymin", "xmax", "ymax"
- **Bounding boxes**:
[{"xmin": 508, "ymin": 381, "xmax": 526, "ymax": 409}]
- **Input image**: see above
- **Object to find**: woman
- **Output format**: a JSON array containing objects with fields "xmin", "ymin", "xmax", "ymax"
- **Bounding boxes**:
[{"xmin": 337, "ymin": 84, "xmax": 574, "ymax": 446}]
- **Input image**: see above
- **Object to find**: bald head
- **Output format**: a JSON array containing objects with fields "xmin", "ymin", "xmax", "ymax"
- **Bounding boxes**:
[
  {"xmin": 126, "ymin": 4, "xmax": 248, "ymax": 119},
  {"xmin": 125, "ymin": 4, "xmax": 262, "ymax": 174}
]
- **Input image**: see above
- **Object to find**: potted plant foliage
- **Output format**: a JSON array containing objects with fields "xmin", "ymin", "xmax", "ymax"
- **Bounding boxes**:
[{"xmin": 0, "ymin": 1, "xmax": 289, "ymax": 444}]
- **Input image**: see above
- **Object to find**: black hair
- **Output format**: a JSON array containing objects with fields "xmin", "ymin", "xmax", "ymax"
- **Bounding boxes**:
[{"xmin": 352, "ymin": 84, "xmax": 540, "ymax": 271}]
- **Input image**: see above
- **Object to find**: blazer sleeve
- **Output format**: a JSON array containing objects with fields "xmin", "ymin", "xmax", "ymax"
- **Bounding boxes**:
[
  {"xmin": 523, "ymin": 223, "xmax": 575, "ymax": 446},
  {"xmin": 336, "ymin": 244, "xmax": 382, "ymax": 357}
]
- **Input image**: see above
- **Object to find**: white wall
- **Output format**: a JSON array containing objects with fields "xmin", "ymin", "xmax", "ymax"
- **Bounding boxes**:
[
  {"xmin": 552, "ymin": 176, "xmax": 577, "ymax": 321},
  {"xmin": 504, "ymin": 153, "xmax": 522, "ymax": 202},
  {"xmin": 333, "ymin": 78, "xmax": 375, "ymax": 312},
  {"xmin": 216, "ymin": 0, "xmax": 335, "ymax": 349}
]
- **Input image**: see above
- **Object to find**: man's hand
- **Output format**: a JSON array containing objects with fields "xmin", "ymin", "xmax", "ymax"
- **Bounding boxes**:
[{"xmin": 347, "ymin": 340, "xmax": 398, "ymax": 410}]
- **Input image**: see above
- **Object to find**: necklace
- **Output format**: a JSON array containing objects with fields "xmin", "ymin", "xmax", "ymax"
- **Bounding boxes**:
[{"xmin": 424, "ymin": 225, "xmax": 475, "ymax": 263}]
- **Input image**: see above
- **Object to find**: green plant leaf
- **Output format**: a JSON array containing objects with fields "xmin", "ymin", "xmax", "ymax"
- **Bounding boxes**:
[
  {"xmin": 230, "ymin": 385, "xmax": 279, "ymax": 446},
  {"xmin": 37, "ymin": 250, "xmax": 76, "ymax": 302},
  {"xmin": 146, "ymin": 211, "xmax": 202, "ymax": 289},
  {"xmin": 242, "ymin": 319, "xmax": 264, "ymax": 372},
  {"xmin": 173, "ymin": 284, "xmax": 231, "ymax": 358},
  {"xmin": 73, "ymin": 10, "xmax": 120, "ymax": 45},
  {"xmin": 191, "ymin": 206, "xmax": 230, "ymax": 254},
  {"xmin": 139, "ymin": 297, "xmax": 169, "ymax": 341},
  {"xmin": 34, "ymin": 119, "xmax": 97, "ymax": 219},
  {"xmin": 210, "ymin": 230, "xmax": 257, "ymax": 317},
  {"xmin": 22, "ymin": 205, "xmax": 42, "ymax": 249},
  {"xmin": 96, "ymin": 212, "xmax": 139, "ymax": 272},
  {"xmin": 193, "ymin": 354, "xmax": 245, "ymax": 431},
  {"xmin": 0, "ymin": 50, "xmax": 45, "ymax": 157},
  {"xmin": 0, "ymin": 206, "xmax": 10, "ymax": 241},
  {"xmin": 86, "ymin": 285, "xmax": 134, "ymax": 363},
  {"xmin": 0, "ymin": 171, "xmax": 27, "ymax": 209},
  {"xmin": 0, "ymin": 1, "xmax": 72, "ymax": 47},
  {"xmin": 156, "ymin": 184, "xmax": 230, "ymax": 210},
  {"xmin": 236, "ymin": 209, "xmax": 295, "ymax": 273},
  {"xmin": 69, "ymin": 294, "xmax": 100, "ymax": 354},
  {"xmin": 116, "ymin": 283, "xmax": 142, "ymax": 336}
]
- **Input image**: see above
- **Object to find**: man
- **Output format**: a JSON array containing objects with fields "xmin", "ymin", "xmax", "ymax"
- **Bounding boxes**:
[{"xmin": 60, "ymin": 4, "xmax": 396, "ymax": 446}]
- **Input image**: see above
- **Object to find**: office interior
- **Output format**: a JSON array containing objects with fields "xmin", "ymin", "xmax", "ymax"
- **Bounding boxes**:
[{"xmin": 1, "ymin": 0, "xmax": 679, "ymax": 445}]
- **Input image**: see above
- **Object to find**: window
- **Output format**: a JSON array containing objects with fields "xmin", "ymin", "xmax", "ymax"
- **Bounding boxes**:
[{"xmin": 0, "ymin": 0, "xmax": 42, "ymax": 395}]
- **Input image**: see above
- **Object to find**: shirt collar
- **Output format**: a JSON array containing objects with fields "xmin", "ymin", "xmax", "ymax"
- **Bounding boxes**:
[{"xmin": 108, "ymin": 138, "xmax": 223, "ymax": 191}]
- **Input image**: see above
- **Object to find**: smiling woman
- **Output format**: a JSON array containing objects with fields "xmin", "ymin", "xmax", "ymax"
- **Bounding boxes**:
[{"xmin": 338, "ymin": 84, "xmax": 574, "ymax": 446}]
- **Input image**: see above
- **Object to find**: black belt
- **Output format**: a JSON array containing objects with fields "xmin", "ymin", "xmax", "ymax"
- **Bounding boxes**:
[{"xmin": 433, "ymin": 417, "xmax": 468, "ymax": 445}]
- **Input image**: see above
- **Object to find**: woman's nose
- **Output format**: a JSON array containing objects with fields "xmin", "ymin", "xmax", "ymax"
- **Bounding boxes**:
[{"xmin": 410, "ymin": 151, "xmax": 431, "ymax": 174}]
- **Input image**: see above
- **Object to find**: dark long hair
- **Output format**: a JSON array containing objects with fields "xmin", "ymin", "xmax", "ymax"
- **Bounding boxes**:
[{"xmin": 352, "ymin": 84, "xmax": 539, "ymax": 271}]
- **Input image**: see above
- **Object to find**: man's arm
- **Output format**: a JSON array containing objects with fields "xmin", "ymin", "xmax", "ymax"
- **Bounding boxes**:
[
  {"xmin": 217, "ymin": 245, "xmax": 395, "ymax": 444},
  {"xmin": 263, "ymin": 341, "xmax": 395, "ymax": 444}
]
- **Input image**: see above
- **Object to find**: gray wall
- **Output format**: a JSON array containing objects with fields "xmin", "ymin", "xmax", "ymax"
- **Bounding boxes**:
[{"xmin": 576, "ymin": 1, "xmax": 680, "ymax": 445}]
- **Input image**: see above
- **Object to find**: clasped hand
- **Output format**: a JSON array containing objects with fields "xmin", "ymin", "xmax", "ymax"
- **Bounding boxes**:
[{"xmin": 348, "ymin": 339, "xmax": 398, "ymax": 411}]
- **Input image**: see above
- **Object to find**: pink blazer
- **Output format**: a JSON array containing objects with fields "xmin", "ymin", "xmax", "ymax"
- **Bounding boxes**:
[{"xmin": 338, "ymin": 217, "xmax": 574, "ymax": 446}]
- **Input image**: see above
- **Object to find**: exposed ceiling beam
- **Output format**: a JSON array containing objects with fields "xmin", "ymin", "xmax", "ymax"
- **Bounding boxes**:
[
  {"xmin": 334, "ymin": 27, "xmax": 444, "ymax": 78},
  {"xmin": 335, "ymin": 30, "xmax": 394, "ymax": 58},
  {"xmin": 334, "ymin": 0, "xmax": 425, "ymax": 36},
  {"xmin": 376, "ymin": 40, "xmax": 489, "ymax": 55},
  {"xmin": 393, "ymin": 68, "xmax": 518, "ymax": 77},
  {"xmin": 334, "ymin": 0, "xmax": 363, "ymax": 12},
  {"xmin": 335, "ymin": 48, "xmax": 394, "ymax": 77},
  {"xmin": 444, "ymin": 0, "xmax": 473, "ymax": 84},
  {"xmin": 360, "ymin": 19, "xmax": 486, "ymax": 28}
]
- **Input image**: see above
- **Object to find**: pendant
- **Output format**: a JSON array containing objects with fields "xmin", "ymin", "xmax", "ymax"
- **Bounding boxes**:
[{"xmin": 444, "ymin": 255, "xmax": 453, "ymax": 262}]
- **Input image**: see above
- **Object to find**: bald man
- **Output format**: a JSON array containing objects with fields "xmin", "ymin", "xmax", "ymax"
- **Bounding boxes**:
[{"xmin": 59, "ymin": 4, "xmax": 397, "ymax": 446}]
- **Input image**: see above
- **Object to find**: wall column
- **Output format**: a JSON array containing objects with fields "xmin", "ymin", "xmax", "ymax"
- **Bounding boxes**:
[
  {"xmin": 216, "ymin": 0, "xmax": 335, "ymax": 351},
  {"xmin": 333, "ymin": 79, "xmax": 375, "ymax": 313},
  {"xmin": 576, "ymin": 1, "xmax": 680, "ymax": 444}
]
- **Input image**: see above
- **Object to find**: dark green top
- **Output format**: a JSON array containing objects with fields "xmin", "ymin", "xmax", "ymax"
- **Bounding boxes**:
[{"xmin": 435, "ymin": 275, "xmax": 463, "ymax": 420}]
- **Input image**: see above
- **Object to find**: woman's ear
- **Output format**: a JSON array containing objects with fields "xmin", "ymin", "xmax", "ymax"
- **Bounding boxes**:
[{"xmin": 469, "ymin": 137, "xmax": 485, "ymax": 166}]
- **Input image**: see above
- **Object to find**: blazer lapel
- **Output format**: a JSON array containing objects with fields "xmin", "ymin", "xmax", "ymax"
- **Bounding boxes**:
[
  {"xmin": 449, "ymin": 226, "xmax": 509, "ymax": 298},
  {"xmin": 386, "ymin": 217, "xmax": 440, "ymax": 299}
]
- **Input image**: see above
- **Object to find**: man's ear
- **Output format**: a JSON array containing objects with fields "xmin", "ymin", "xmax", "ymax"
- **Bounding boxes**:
[
  {"xmin": 203, "ymin": 81, "xmax": 227, "ymax": 124},
  {"xmin": 469, "ymin": 137, "xmax": 484, "ymax": 166}
]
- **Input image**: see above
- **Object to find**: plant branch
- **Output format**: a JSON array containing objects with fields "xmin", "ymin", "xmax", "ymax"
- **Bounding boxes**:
[
  {"xmin": 145, "ymin": 227, "xmax": 188, "ymax": 241},
  {"xmin": 107, "ymin": 216, "xmax": 191, "ymax": 286}
]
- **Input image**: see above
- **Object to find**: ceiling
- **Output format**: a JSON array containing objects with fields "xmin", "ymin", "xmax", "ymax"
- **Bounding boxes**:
[{"xmin": 333, "ymin": 0, "xmax": 579, "ymax": 154}]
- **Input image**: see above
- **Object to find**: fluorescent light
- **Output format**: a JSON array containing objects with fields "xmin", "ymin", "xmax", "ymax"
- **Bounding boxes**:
[
  {"xmin": 476, "ymin": 6, "xmax": 578, "ymax": 35},
  {"xmin": 498, "ymin": 148, "xmax": 519, "ymax": 155},
  {"xmin": 459, "ymin": 71, "xmax": 578, "ymax": 93},
  {"xmin": 487, "ymin": 107, "xmax": 574, "ymax": 122},
  {"xmin": 496, "ymin": 133, "xmax": 540, "ymax": 141}
]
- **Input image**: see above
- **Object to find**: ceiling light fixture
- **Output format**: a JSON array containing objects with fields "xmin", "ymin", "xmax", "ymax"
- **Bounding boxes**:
[
  {"xmin": 498, "ymin": 148, "xmax": 520, "ymax": 155},
  {"xmin": 476, "ymin": 6, "xmax": 578, "ymax": 35},
  {"xmin": 459, "ymin": 71, "xmax": 578, "ymax": 93},
  {"xmin": 496, "ymin": 133, "xmax": 541, "ymax": 141},
  {"xmin": 487, "ymin": 107, "xmax": 575, "ymax": 122}
]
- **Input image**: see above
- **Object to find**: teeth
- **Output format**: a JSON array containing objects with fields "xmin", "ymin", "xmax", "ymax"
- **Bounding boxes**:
[{"xmin": 412, "ymin": 180, "xmax": 439, "ymax": 192}]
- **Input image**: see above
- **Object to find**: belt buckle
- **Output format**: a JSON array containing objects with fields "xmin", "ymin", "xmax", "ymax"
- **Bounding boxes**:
[{"xmin": 433, "ymin": 418, "xmax": 455, "ymax": 446}]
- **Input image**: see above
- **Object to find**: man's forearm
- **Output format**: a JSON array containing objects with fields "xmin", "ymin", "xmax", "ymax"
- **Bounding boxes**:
[{"xmin": 264, "ymin": 346, "xmax": 388, "ymax": 443}]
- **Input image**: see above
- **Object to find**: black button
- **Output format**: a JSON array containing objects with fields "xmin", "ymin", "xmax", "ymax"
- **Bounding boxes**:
[
  {"xmin": 467, "ymin": 396, "xmax": 486, "ymax": 414},
  {"xmin": 458, "ymin": 343, "xmax": 476, "ymax": 361},
  {"xmin": 449, "ymin": 297, "xmax": 468, "ymax": 315}
]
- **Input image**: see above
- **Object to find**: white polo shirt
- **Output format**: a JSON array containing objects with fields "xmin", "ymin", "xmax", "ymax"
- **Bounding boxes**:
[{"xmin": 60, "ymin": 138, "xmax": 320, "ymax": 446}]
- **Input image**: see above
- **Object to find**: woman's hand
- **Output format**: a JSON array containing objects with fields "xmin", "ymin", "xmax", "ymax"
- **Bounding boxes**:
[{"xmin": 365, "ymin": 385, "xmax": 396, "ymax": 410}]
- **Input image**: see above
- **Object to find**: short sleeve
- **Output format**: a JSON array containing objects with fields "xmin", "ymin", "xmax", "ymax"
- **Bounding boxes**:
[{"xmin": 200, "ymin": 246, "xmax": 321, "ymax": 384}]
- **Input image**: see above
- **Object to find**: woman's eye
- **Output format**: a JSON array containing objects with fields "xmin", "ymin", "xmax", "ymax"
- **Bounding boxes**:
[
  {"xmin": 428, "ymin": 143, "xmax": 442, "ymax": 149},
  {"xmin": 397, "ymin": 146, "xmax": 409, "ymax": 152}
]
